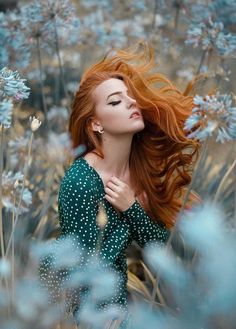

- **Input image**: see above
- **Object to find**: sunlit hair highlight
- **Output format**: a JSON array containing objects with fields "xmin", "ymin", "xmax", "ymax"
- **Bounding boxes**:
[{"xmin": 69, "ymin": 43, "xmax": 202, "ymax": 228}]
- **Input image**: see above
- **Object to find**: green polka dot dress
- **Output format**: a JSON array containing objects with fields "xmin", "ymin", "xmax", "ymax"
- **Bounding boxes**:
[{"xmin": 40, "ymin": 156, "xmax": 170, "ymax": 327}]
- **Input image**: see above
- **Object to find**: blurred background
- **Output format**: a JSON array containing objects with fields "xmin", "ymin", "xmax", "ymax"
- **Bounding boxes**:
[{"xmin": 0, "ymin": 1, "xmax": 236, "ymax": 328}]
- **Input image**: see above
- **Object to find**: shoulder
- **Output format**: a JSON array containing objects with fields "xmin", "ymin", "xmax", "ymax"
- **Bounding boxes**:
[{"xmin": 59, "ymin": 157, "xmax": 95, "ymax": 196}]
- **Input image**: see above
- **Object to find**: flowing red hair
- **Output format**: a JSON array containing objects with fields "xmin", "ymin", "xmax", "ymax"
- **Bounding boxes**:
[{"xmin": 69, "ymin": 43, "xmax": 202, "ymax": 229}]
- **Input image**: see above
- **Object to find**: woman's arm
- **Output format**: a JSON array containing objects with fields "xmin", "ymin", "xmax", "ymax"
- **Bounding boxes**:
[
  {"xmin": 121, "ymin": 200, "xmax": 170, "ymax": 248},
  {"xmin": 58, "ymin": 173, "xmax": 130, "ymax": 264},
  {"xmin": 58, "ymin": 175, "xmax": 99, "ymax": 243}
]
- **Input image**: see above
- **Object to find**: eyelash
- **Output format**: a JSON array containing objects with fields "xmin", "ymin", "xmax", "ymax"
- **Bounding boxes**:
[{"xmin": 108, "ymin": 100, "xmax": 121, "ymax": 106}]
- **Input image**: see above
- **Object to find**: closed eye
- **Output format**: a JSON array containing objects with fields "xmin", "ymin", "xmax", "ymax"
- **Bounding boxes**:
[{"xmin": 108, "ymin": 100, "xmax": 121, "ymax": 106}]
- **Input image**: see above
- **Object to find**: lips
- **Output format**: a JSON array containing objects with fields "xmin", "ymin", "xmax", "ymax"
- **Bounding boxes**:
[{"xmin": 129, "ymin": 111, "xmax": 141, "ymax": 119}]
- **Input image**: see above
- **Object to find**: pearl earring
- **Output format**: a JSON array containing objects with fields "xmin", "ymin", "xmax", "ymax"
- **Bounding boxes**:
[{"xmin": 98, "ymin": 128, "xmax": 104, "ymax": 134}]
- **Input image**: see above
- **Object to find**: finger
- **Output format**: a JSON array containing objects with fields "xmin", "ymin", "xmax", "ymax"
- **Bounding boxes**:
[
  {"xmin": 104, "ymin": 187, "xmax": 118, "ymax": 199},
  {"xmin": 106, "ymin": 181, "xmax": 121, "ymax": 191},
  {"xmin": 108, "ymin": 176, "xmax": 125, "ymax": 186},
  {"xmin": 105, "ymin": 194, "xmax": 114, "ymax": 203},
  {"xmin": 104, "ymin": 194, "xmax": 117, "ymax": 206}
]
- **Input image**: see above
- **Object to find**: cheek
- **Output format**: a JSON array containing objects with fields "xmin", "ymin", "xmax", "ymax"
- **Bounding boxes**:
[{"xmin": 101, "ymin": 110, "xmax": 127, "ymax": 127}]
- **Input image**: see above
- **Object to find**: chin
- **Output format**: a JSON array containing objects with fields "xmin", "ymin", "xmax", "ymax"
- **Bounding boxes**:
[{"xmin": 135, "ymin": 122, "xmax": 145, "ymax": 132}]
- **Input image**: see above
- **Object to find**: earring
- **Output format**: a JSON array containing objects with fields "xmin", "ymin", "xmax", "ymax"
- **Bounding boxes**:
[{"xmin": 98, "ymin": 128, "xmax": 104, "ymax": 134}]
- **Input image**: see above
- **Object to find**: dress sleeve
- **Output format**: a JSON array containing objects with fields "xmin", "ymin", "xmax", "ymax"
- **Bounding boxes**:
[
  {"xmin": 58, "ymin": 175, "xmax": 129, "ymax": 265},
  {"xmin": 121, "ymin": 200, "xmax": 170, "ymax": 248},
  {"xmin": 58, "ymin": 175, "xmax": 99, "ymax": 241}
]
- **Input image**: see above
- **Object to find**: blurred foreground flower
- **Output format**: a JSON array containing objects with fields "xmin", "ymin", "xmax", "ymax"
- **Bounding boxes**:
[
  {"xmin": 37, "ymin": 235, "xmax": 125, "ymax": 328},
  {"xmin": 0, "ymin": 258, "xmax": 11, "ymax": 278},
  {"xmin": 184, "ymin": 92, "xmax": 236, "ymax": 142},
  {"xmin": 0, "ymin": 242, "xmax": 65, "ymax": 329},
  {"xmin": 142, "ymin": 201, "xmax": 236, "ymax": 328}
]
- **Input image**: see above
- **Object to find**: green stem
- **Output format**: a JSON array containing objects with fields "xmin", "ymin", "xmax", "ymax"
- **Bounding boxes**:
[
  {"xmin": 5, "ymin": 132, "xmax": 34, "ymax": 258},
  {"xmin": 213, "ymin": 157, "xmax": 236, "ymax": 204},
  {"xmin": 0, "ymin": 124, "xmax": 5, "ymax": 257},
  {"xmin": 36, "ymin": 36, "xmax": 48, "ymax": 126},
  {"xmin": 174, "ymin": 7, "xmax": 180, "ymax": 32},
  {"xmin": 196, "ymin": 49, "xmax": 208, "ymax": 75},
  {"xmin": 235, "ymin": 166, "xmax": 236, "ymax": 228},
  {"xmin": 150, "ymin": 271, "xmax": 166, "ymax": 309},
  {"xmin": 53, "ymin": 19, "xmax": 69, "ymax": 103},
  {"xmin": 152, "ymin": 0, "xmax": 158, "ymax": 29},
  {"xmin": 11, "ymin": 194, "xmax": 15, "ymax": 304},
  {"xmin": 33, "ymin": 167, "xmax": 55, "ymax": 239}
]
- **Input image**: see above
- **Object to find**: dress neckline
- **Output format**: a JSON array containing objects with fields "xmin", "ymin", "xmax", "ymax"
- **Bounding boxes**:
[{"xmin": 80, "ymin": 156, "xmax": 105, "ymax": 190}]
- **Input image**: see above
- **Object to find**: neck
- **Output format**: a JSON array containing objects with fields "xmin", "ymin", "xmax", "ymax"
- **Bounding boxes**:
[{"xmin": 95, "ymin": 133, "xmax": 133, "ymax": 178}]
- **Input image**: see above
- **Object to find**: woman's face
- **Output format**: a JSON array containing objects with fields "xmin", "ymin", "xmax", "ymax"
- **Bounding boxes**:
[{"xmin": 92, "ymin": 78, "xmax": 145, "ymax": 135}]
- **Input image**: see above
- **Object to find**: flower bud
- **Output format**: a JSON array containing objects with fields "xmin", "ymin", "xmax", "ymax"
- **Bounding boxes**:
[
  {"xmin": 13, "ymin": 179, "xmax": 19, "ymax": 189},
  {"xmin": 30, "ymin": 116, "xmax": 41, "ymax": 132}
]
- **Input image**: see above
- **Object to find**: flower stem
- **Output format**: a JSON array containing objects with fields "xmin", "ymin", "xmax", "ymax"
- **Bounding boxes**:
[
  {"xmin": 174, "ymin": 6, "xmax": 180, "ymax": 32},
  {"xmin": 11, "ymin": 195, "xmax": 16, "ymax": 303},
  {"xmin": 36, "ymin": 36, "xmax": 48, "ymax": 126},
  {"xmin": 5, "ymin": 132, "xmax": 34, "ymax": 258},
  {"xmin": 196, "ymin": 49, "xmax": 208, "ymax": 75},
  {"xmin": 213, "ymin": 157, "xmax": 236, "ymax": 204},
  {"xmin": 33, "ymin": 167, "xmax": 54, "ymax": 239},
  {"xmin": 0, "ymin": 124, "xmax": 5, "ymax": 257},
  {"xmin": 53, "ymin": 19, "xmax": 69, "ymax": 103}
]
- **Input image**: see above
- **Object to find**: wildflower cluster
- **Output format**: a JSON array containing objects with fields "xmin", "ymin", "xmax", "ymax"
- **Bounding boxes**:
[
  {"xmin": 0, "ymin": 67, "xmax": 30, "ymax": 128},
  {"xmin": 0, "ymin": 67, "xmax": 30, "ymax": 100},
  {"xmin": 0, "ymin": 12, "xmax": 31, "ymax": 69},
  {"xmin": 185, "ymin": 17, "xmax": 236, "ymax": 57},
  {"xmin": 187, "ymin": 0, "xmax": 236, "ymax": 30},
  {"xmin": 184, "ymin": 92, "xmax": 236, "ymax": 143},
  {"xmin": 19, "ymin": 0, "xmax": 80, "ymax": 52},
  {"xmin": 2, "ymin": 171, "xmax": 32, "ymax": 214}
]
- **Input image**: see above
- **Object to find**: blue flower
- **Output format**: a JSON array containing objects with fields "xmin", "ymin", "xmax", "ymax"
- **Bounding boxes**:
[
  {"xmin": 184, "ymin": 92, "xmax": 236, "ymax": 143},
  {"xmin": 0, "ymin": 67, "xmax": 30, "ymax": 100},
  {"xmin": 0, "ymin": 12, "xmax": 31, "ymax": 69},
  {"xmin": 19, "ymin": 0, "xmax": 80, "ymax": 52},
  {"xmin": 0, "ymin": 99, "xmax": 13, "ymax": 128},
  {"xmin": 185, "ymin": 17, "xmax": 236, "ymax": 57}
]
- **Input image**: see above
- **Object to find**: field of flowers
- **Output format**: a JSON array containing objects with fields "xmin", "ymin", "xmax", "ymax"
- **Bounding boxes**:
[{"xmin": 0, "ymin": 0, "xmax": 236, "ymax": 328}]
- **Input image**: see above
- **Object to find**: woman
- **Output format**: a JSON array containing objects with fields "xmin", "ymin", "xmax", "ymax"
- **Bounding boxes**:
[{"xmin": 40, "ymin": 43, "xmax": 201, "ymax": 328}]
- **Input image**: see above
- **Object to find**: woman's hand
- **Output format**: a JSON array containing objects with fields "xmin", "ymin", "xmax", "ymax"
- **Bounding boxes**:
[{"xmin": 104, "ymin": 176, "xmax": 136, "ymax": 212}]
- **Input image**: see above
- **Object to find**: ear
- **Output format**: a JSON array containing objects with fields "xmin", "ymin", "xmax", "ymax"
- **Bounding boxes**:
[{"xmin": 91, "ymin": 118, "xmax": 103, "ymax": 132}]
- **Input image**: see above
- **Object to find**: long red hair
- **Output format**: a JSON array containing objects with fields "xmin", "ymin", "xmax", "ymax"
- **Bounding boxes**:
[{"xmin": 69, "ymin": 43, "xmax": 202, "ymax": 229}]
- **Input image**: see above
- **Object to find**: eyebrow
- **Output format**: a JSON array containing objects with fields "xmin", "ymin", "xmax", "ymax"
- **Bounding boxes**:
[{"xmin": 106, "ymin": 90, "xmax": 128, "ymax": 101}]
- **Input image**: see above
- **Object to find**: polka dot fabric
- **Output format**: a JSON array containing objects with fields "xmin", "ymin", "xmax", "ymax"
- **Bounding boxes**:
[{"xmin": 40, "ymin": 156, "xmax": 170, "ymax": 327}]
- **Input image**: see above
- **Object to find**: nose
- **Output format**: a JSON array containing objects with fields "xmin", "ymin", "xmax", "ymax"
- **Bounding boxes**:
[{"xmin": 127, "ymin": 96, "xmax": 137, "ymax": 109}]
